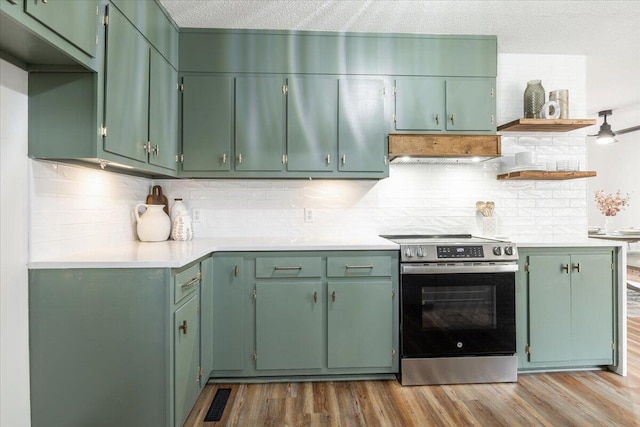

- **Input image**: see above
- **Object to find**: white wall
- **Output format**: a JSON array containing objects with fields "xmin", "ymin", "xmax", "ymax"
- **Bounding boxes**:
[{"xmin": 0, "ymin": 59, "xmax": 31, "ymax": 427}]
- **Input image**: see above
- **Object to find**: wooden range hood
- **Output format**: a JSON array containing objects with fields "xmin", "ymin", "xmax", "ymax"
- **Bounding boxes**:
[{"xmin": 388, "ymin": 134, "xmax": 501, "ymax": 163}]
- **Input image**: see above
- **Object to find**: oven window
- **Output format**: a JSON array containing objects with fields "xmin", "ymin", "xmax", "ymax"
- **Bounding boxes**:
[{"xmin": 421, "ymin": 285, "xmax": 496, "ymax": 330}]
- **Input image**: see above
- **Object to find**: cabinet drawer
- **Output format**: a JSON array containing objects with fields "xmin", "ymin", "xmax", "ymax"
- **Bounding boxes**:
[
  {"xmin": 174, "ymin": 263, "xmax": 201, "ymax": 303},
  {"xmin": 256, "ymin": 257, "xmax": 322, "ymax": 278},
  {"xmin": 327, "ymin": 256, "xmax": 392, "ymax": 277}
]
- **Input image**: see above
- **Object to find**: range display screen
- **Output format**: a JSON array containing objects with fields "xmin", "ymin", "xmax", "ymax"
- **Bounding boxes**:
[{"xmin": 436, "ymin": 245, "xmax": 484, "ymax": 258}]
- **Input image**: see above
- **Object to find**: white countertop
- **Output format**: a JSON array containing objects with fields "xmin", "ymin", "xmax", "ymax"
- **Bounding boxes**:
[{"xmin": 27, "ymin": 236, "xmax": 400, "ymax": 269}]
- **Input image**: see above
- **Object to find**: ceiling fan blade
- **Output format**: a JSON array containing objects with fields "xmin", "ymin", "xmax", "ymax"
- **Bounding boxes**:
[{"xmin": 614, "ymin": 125, "xmax": 640, "ymax": 135}]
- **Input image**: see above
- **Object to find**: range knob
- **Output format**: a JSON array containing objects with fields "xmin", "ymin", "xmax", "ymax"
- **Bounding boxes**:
[
  {"xmin": 416, "ymin": 247, "xmax": 424, "ymax": 257},
  {"xmin": 492, "ymin": 246, "xmax": 502, "ymax": 256},
  {"xmin": 504, "ymin": 246, "xmax": 514, "ymax": 256},
  {"xmin": 405, "ymin": 247, "xmax": 414, "ymax": 258}
]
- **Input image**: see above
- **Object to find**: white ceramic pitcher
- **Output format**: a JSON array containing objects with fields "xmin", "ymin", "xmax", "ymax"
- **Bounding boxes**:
[{"xmin": 134, "ymin": 204, "xmax": 171, "ymax": 242}]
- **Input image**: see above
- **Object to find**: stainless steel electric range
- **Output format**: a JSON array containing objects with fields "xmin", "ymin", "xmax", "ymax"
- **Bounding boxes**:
[{"xmin": 381, "ymin": 234, "xmax": 519, "ymax": 386}]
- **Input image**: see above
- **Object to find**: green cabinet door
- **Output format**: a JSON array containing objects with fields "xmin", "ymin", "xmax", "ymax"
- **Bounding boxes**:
[
  {"xmin": 181, "ymin": 75, "xmax": 233, "ymax": 172},
  {"xmin": 103, "ymin": 5, "xmax": 149, "ymax": 162},
  {"xmin": 25, "ymin": 0, "xmax": 99, "ymax": 57},
  {"xmin": 149, "ymin": 48, "xmax": 178, "ymax": 171},
  {"xmin": 255, "ymin": 281, "xmax": 323, "ymax": 370},
  {"xmin": 287, "ymin": 76, "xmax": 337, "ymax": 171},
  {"xmin": 236, "ymin": 75, "xmax": 286, "ymax": 171},
  {"xmin": 528, "ymin": 255, "xmax": 572, "ymax": 363},
  {"xmin": 200, "ymin": 257, "xmax": 214, "ymax": 387},
  {"xmin": 174, "ymin": 294, "xmax": 200, "ymax": 427},
  {"xmin": 570, "ymin": 253, "xmax": 614, "ymax": 362},
  {"xmin": 211, "ymin": 255, "xmax": 246, "ymax": 372},
  {"xmin": 394, "ymin": 78, "xmax": 445, "ymax": 131},
  {"xmin": 327, "ymin": 281, "xmax": 393, "ymax": 368},
  {"xmin": 445, "ymin": 78, "xmax": 495, "ymax": 131},
  {"xmin": 338, "ymin": 78, "xmax": 386, "ymax": 172}
]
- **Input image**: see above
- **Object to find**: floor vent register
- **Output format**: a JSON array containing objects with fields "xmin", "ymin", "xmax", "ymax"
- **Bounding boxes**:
[{"xmin": 204, "ymin": 388, "xmax": 232, "ymax": 422}]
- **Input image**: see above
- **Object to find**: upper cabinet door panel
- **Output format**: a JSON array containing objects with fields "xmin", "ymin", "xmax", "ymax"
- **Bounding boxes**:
[
  {"xmin": 149, "ymin": 49, "xmax": 177, "ymax": 171},
  {"xmin": 235, "ymin": 76, "xmax": 286, "ymax": 171},
  {"xmin": 181, "ymin": 75, "xmax": 233, "ymax": 172},
  {"xmin": 338, "ymin": 78, "xmax": 386, "ymax": 172},
  {"xmin": 287, "ymin": 77, "xmax": 338, "ymax": 172},
  {"xmin": 394, "ymin": 78, "xmax": 445, "ymax": 131},
  {"xmin": 25, "ymin": 0, "xmax": 99, "ymax": 58},
  {"xmin": 445, "ymin": 78, "xmax": 495, "ymax": 131},
  {"xmin": 103, "ymin": 5, "xmax": 149, "ymax": 163}
]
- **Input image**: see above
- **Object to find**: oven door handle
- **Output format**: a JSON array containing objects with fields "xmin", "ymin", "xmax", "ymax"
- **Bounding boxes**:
[{"xmin": 401, "ymin": 264, "xmax": 519, "ymax": 274}]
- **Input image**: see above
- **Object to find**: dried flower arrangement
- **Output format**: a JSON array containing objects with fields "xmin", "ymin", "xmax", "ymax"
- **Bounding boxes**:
[{"xmin": 594, "ymin": 190, "xmax": 630, "ymax": 216}]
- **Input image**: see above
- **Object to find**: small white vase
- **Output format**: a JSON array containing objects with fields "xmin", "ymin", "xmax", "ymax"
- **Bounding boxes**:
[
  {"xmin": 134, "ymin": 204, "xmax": 171, "ymax": 242},
  {"xmin": 604, "ymin": 216, "xmax": 615, "ymax": 235}
]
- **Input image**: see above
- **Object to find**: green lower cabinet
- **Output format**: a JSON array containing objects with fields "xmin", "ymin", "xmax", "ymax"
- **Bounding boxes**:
[
  {"xmin": 517, "ymin": 248, "xmax": 617, "ymax": 371},
  {"xmin": 174, "ymin": 293, "xmax": 200, "ymax": 427},
  {"xmin": 327, "ymin": 281, "xmax": 393, "ymax": 368},
  {"xmin": 255, "ymin": 281, "xmax": 324, "ymax": 370},
  {"xmin": 211, "ymin": 255, "xmax": 246, "ymax": 372}
]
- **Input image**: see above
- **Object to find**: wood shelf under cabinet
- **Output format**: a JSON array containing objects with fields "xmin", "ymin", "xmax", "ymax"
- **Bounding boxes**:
[
  {"xmin": 497, "ymin": 119, "xmax": 596, "ymax": 132},
  {"xmin": 497, "ymin": 170, "xmax": 597, "ymax": 180}
]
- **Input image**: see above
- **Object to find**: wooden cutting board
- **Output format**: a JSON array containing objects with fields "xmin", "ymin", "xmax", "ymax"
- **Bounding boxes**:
[{"xmin": 146, "ymin": 185, "xmax": 169, "ymax": 215}]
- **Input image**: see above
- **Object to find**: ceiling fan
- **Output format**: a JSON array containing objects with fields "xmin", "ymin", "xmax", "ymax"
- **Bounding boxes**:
[{"xmin": 590, "ymin": 110, "xmax": 640, "ymax": 144}]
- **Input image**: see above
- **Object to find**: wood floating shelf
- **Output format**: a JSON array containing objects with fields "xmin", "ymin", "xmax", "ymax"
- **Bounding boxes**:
[
  {"xmin": 497, "ymin": 118, "xmax": 596, "ymax": 132},
  {"xmin": 497, "ymin": 170, "xmax": 597, "ymax": 180}
]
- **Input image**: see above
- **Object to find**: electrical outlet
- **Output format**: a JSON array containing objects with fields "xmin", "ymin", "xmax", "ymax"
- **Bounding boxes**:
[
  {"xmin": 192, "ymin": 208, "xmax": 202, "ymax": 223},
  {"xmin": 304, "ymin": 208, "xmax": 314, "ymax": 223}
]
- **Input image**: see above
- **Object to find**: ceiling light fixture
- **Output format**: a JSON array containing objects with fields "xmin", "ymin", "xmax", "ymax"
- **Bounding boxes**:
[{"xmin": 593, "ymin": 110, "xmax": 640, "ymax": 144}]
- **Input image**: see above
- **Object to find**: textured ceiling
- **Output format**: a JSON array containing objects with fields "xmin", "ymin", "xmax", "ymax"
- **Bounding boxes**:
[{"xmin": 158, "ymin": 0, "xmax": 640, "ymax": 57}]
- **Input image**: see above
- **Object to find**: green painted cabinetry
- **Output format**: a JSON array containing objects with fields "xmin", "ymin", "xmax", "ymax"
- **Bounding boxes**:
[
  {"xmin": 516, "ymin": 247, "xmax": 617, "ymax": 371},
  {"xmin": 394, "ymin": 77, "xmax": 495, "ymax": 132},
  {"xmin": 24, "ymin": 0, "xmax": 99, "ymax": 58},
  {"xmin": 209, "ymin": 250, "xmax": 399, "ymax": 378},
  {"xmin": 28, "ymin": 257, "xmax": 212, "ymax": 427}
]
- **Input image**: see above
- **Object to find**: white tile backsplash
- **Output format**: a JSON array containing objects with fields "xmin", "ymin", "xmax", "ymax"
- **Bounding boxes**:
[{"xmin": 29, "ymin": 53, "xmax": 590, "ymax": 257}]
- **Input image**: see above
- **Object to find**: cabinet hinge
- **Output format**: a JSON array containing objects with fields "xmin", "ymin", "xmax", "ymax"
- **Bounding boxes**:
[
  {"xmin": 525, "ymin": 344, "xmax": 531, "ymax": 355},
  {"xmin": 392, "ymin": 348, "xmax": 396, "ymax": 358},
  {"xmin": 253, "ymin": 289, "xmax": 257, "ymax": 301},
  {"xmin": 180, "ymin": 154, "xmax": 184, "ymax": 164},
  {"xmin": 383, "ymin": 87, "xmax": 387, "ymax": 96},
  {"xmin": 282, "ymin": 154, "xmax": 288, "ymax": 164},
  {"xmin": 491, "ymin": 114, "xmax": 495, "ymax": 124},
  {"xmin": 198, "ymin": 367, "xmax": 203, "ymax": 381},
  {"xmin": 96, "ymin": 35, "xmax": 99, "ymax": 46},
  {"xmin": 393, "ymin": 86, "xmax": 397, "ymax": 95},
  {"xmin": 491, "ymin": 88, "xmax": 495, "ymax": 97},
  {"xmin": 102, "ymin": 14, "xmax": 109, "ymax": 26},
  {"xmin": 179, "ymin": 82, "xmax": 184, "ymax": 92},
  {"xmin": 611, "ymin": 262, "xmax": 615, "ymax": 270},
  {"xmin": 392, "ymin": 113, "xmax": 397, "ymax": 123},
  {"xmin": 100, "ymin": 125, "xmax": 107, "ymax": 137},
  {"xmin": 282, "ymin": 84, "xmax": 288, "ymax": 95},
  {"xmin": 392, "ymin": 288, "xmax": 395, "ymax": 299},
  {"xmin": 525, "ymin": 263, "xmax": 530, "ymax": 273},
  {"xmin": 384, "ymin": 155, "xmax": 388, "ymax": 166},
  {"xmin": 252, "ymin": 352, "xmax": 257, "ymax": 361},
  {"xmin": 611, "ymin": 341, "xmax": 616, "ymax": 350}
]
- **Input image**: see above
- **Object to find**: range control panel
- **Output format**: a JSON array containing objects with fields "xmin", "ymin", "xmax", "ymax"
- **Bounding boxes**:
[
  {"xmin": 437, "ymin": 245, "xmax": 484, "ymax": 259},
  {"xmin": 401, "ymin": 243, "xmax": 517, "ymax": 262}
]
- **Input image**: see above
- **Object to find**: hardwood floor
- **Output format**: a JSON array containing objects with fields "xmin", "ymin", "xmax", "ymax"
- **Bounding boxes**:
[{"xmin": 185, "ymin": 319, "xmax": 640, "ymax": 426}]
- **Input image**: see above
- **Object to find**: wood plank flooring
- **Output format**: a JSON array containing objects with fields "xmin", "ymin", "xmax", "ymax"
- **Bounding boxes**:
[{"xmin": 184, "ymin": 318, "xmax": 640, "ymax": 426}]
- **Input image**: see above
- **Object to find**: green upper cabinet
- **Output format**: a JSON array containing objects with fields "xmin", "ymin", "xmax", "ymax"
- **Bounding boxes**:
[
  {"xmin": 149, "ymin": 48, "xmax": 178, "ymax": 170},
  {"xmin": 235, "ymin": 75, "xmax": 287, "ymax": 172},
  {"xmin": 394, "ymin": 77, "xmax": 495, "ymax": 132},
  {"xmin": 445, "ymin": 78, "xmax": 495, "ymax": 131},
  {"xmin": 286, "ymin": 76, "xmax": 337, "ymax": 172},
  {"xmin": 24, "ymin": 0, "xmax": 99, "ymax": 58},
  {"xmin": 104, "ymin": 4, "xmax": 178, "ymax": 172},
  {"xmin": 103, "ymin": 4, "xmax": 149, "ymax": 163},
  {"xmin": 181, "ymin": 74, "xmax": 234, "ymax": 172},
  {"xmin": 338, "ymin": 78, "xmax": 387, "ymax": 173}
]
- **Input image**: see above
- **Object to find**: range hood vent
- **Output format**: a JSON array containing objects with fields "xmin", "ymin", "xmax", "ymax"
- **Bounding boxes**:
[{"xmin": 388, "ymin": 134, "xmax": 501, "ymax": 164}]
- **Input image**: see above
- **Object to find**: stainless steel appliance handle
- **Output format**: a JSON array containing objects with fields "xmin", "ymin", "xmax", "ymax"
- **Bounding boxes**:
[{"xmin": 401, "ymin": 264, "xmax": 519, "ymax": 274}]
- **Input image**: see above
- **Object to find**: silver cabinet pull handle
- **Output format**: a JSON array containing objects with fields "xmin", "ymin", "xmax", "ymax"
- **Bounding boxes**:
[
  {"xmin": 326, "ymin": 154, "xmax": 331, "ymax": 164},
  {"xmin": 449, "ymin": 114, "xmax": 455, "ymax": 125},
  {"xmin": 332, "ymin": 291, "xmax": 336, "ymax": 302},
  {"xmin": 572, "ymin": 263, "xmax": 582, "ymax": 273},
  {"xmin": 238, "ymin": 153, "xmax": 243, "ymax": 164},
  {"xmin": 273, "ymin": 266, "xmax": 302, "ymax": 271},
  {"xmin": 179, "ymin": 320, "xmax": 188, "ymax": 335},
  {"xmin": 435, "ymin": 113, "xmax": 440, "ymax": 125},
  {"xmin": 152, "ymin": 144, "xmax": 160, "ymax": 156},
  {"xmin": 561, "ymin": 264, "xmax": 569, "ymax": 274},
  {"xmin": 313, "ymin": 291, "xmax": 318, "ymax": 303},
  {"xmin": 341, "ymin": 154, "xmax": 346, "ymax": 165},
  {"xmin": 222, "ymin": 153, "xmax": 227, "ymax": 164},
  {"xmin": 234, "ymin": 265, "xmax": 239, "ymax": 277},
  {"xmin": 346, "ymin": 264, "xmax": 374, "ymax": 269},
  {"xmin": 181, "ymin": 272, "xmax": 202, "ymax": 290}
]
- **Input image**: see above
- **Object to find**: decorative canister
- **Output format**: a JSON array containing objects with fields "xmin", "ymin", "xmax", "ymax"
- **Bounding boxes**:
[
  {"xmin": 523, "ymin": 80, "xmax": 545, "ymax": 118},
  {"xmin": 549, "ymin": 89, "xmax": 569, "ymax": 119},
  {"xmin": 134, "ymin": 204, "xmax": 171, "ymax": 242},
  {"xmin": 171, "ymin": 210, "xmax": 194, "ymax": 241},
  {"xmin": 170, "ymin": 198, "xmax": 186, "ymax": 223}
]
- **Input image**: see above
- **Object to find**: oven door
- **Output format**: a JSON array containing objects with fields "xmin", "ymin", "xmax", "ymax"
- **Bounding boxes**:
[{"xmin": 400, "ymin": 264, "xmax": 516, "ymax": 358}]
